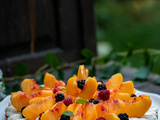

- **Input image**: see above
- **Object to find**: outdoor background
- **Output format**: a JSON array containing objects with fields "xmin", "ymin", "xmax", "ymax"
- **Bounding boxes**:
[{"xmin": 96, "ymin": 0, "xmax": 160, "ymax": 74}]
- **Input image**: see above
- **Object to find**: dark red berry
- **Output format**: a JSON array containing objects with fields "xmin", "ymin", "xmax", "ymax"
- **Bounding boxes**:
[
  {"xmin": 55, "ymin": 93, "xmax": 64, "ymax": 102},
  {"xmin": 77, "ymin": 79, "xmax": 85, "ymax": 90},
  {"xmin": 96, "ymin": 117, "xmax": 106, "ymax": 120},
  {"xmin": 97, "ymin": 84, "xmax": 107, "ymax": 91},
  {"xmin": 118, "ymin": 113, "xmax": 129, "ymax": 120},
  {"xmin": 99, "ymin": 90, "xmax": 110, "ymax": 101},
  {"xmin": 63, "ymin": 98, "xmax": 73, "ymax": 106},
  {"xmin": 53, "ymin": 86, "xmax": 61, "ymax": 94}
]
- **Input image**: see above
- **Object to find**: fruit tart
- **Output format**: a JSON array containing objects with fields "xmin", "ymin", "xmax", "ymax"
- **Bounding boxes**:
[{"xmin": 5, "ymin": 65, "xmax": 158, "ymax": 120}]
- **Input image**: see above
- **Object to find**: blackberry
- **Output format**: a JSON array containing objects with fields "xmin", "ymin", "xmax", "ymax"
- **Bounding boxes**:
[
  {"xmin": 21, "ymin": 107, "xmax": 26, "ymax": 118},
  {"xmin": 60, "ymin": 114, "xmax": 70, "ymax": 120},
  {"xmin": 55, "ymin": 93, "xmax": 65, "ymax": 102},
  {"xmin": 93, "ymin": 100, "xmax": 99, "ymax": 104},
  {"xmin": 118, "ymin": 113, "xmax": 129, "ymax": 120},
  {"xmin": 77, "ymin": 79, "xmax": 85, "ymax": 90},
  {"xmin": 97, "ymin": 84, "xmax": 107, "ymax": 91},
  {"xmin": 131, "ymin": 94, "xmax": 136, "ymax": 97},
  {"xmin": 89, "ymin": 98, "xmax": 95, "ymax": 103}
]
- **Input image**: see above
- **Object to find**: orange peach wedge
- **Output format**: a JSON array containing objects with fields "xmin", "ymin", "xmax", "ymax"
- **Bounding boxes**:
[{"xmin": 44, "ymin": 72, "xmax": 58, "ymax": 88}]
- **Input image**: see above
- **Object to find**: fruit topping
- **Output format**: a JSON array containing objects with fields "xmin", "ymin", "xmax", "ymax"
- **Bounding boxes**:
[
  {"xmin": 99, "ymin": 90, "xmax": 110, "ymax": 101},
  {"xmin": 63, "ymin": 98, "xmax": 73, "ymax": 106},
  {"xmin": 118, "ymin": 113, "xmax": 129, "ymax": 120},
  {"xmin": 53, "ymin": 86, "xmax": 61, "ymax": 94},
  {"xmin": 93, "ymin": 100, "xmax": 99, "ymax": 104},
  {"xmin": 97, "ymin": 83, "xmax": 107, "ymax": 91},
  {"xmin": 96, "ymin": 117, "xmax": 106, "ymax": 120},
  {"xmin": 55, "ymin": 93, "xmax": 65, "ymax": 102},
  {"xmin": 60, "ymin": 114, "xmax": 70, "ymax": 120},
  {"xmin": 39, "ymin": 112, "xmax": 44, "ymax": 120},
  {"xmin": 77, "ymin": 79, "xmax": 85, "ymax": 90},
  {"xmin": 131, "ymin": 94, "xmax": 136, "ymax": 97},
  {"xmin": 89, "ymin": 98, "xmax": 95, "ymax": 102}
]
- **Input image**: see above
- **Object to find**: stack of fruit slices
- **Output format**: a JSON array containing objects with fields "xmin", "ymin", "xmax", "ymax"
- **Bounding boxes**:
[{"xmin": 6, "ymin": 65, "xmax": 158, "ymax": 120}]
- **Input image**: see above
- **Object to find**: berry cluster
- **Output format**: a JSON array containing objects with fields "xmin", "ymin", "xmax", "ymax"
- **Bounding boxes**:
[
  {"xmin": 77, "ymin": 79, "xmax": 85, "ymax": 90},
  {"xmin": 60, "ymin": 115, "xmax": 70, "ymax": 120},
  {"xmin": 55, "ymin": 93, "xmax": 65, "ymax": 102},
  {"xmin": 118, "ymin": 113, "xmax": 129, "ymax": 120},
  {"xmin": 97, "ymin": 84, "xmax": 107, "ymax": 91}
]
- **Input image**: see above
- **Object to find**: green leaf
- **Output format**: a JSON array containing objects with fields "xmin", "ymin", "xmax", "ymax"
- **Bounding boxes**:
[
  {"xmin": 44, "ymin": 53, "xmax": 59, "ymax": 69},
  {"xmin": 98, "ymin": 63, "xmax": 121, "ymax": 79},
  {"xmin": 89, "ymin": 63, "xmax": 96, "ymax": 77},
  {"xmin": 95, "ymin": 58, "xmax": 106, "ymax": 65},
  {"xmin": 61, "ymin": 88, "xmax": 66, "ymax": 90},
  {"xmin": 154, "ymin": 77, "xmax": 160, "ymax": 85},
  {"xmin": 81, "ymin": 48, "xmax": 94, "ymax": 65},
  {"xmin": 14, "ymin": 63, "xmax": 28, "ymax": 76},
  {"xmin": 133, "ymin": 65, "xmax": 151, "ymax": 82},
  {"xmin": 0, "ymin": 69, "xmax": 3, "ymax": 79},
  {"xmin": 39, "ymin": 86, "xmax": 43, "ymax": 90},
  {"xmin": 62, "ymin": 111, "xmax": 74, "ymax": 117},
  {"xmin": 143, "ymin": 49, "xmax": 150, "ymax": 65},
  {"xmin": 76, "ymin": 98, "xmax": 89, "ymax": 104},
  {"xmin": 57, "ymin": 70, "xmax": 64, "ymax": 81}
]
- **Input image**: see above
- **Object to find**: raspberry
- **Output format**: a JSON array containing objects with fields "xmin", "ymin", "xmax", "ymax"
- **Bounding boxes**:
[
  {"xmin": 77, "ymin": 79, "xmax": 85, "ymax": 90},
  {"xmin": 63, "ymin": 98, "xmax": 73, "ymax": 106},
  {"xmin": 60, "ymin": 114, "xmax": 70, "ymax": 120},
  {"xmin": 55, "ymin": 93, "xmax": 65, "ymax": 102},
  {"xmin": 98, "ymin": 90, "xmax": 110, "ymax": 101},
  {"xmin": 97, "ymin": 84, "xmax": 107, "ymax": 91},
  {"xmin": 118, "ymin": 113, "xmax": 129, "ymax": 120},
  {"xmin": 89, "ymin": 98, "xmax": 95, "ymax": 103},
  {"xmin": 96, "ymin": 117, "xmax": 106, "ymax": 120},
  {"xmin": 53, "ymin": 86, "xmax": 61, "ymax": 94},
  {"xmin": 93, "ymin": 100, "xmax": 99, "ymax": 104},
  {"xmin": 131, "ymin": 94, "xmax": 136, "ymax": 97}
]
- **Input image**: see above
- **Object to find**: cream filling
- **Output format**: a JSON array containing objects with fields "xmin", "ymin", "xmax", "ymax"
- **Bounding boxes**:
[{"xmin": 5, "ymin": 105, "xmax": 158, "ymax": 120}]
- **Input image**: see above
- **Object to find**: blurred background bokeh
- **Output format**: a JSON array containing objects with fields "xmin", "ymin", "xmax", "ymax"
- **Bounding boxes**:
[{"xmin": 96, "ymin": 0, "xmax": 160, "ymax": 74}]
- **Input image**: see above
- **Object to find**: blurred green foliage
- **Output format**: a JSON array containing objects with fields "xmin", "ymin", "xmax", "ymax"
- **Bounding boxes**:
[{"xmin": 95, "ymin": 0, "xmax": 160, "ymax": 74}]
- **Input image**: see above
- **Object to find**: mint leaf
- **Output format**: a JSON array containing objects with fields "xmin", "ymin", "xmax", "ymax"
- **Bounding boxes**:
[
  {"xmin": 76, "ymin": 98, "xmax": 89, "ymax": 104},
  {"xmin": 44, "ymin": 53, "xmax": 59, "ymax": 69},
  {"xmin": 98, "ymin": 63, "xmax": 121, "ymax": 79},
  {"xmin": 154, "ymin": 77, "xmax": 160, "ymax": 85},
  {"xmin": 61, "ymin": 88, "xmax": 66, "ymax": 90},
  {"xmin": 81, "ymin": 48, "xmax": 94, "ymax": 65},
  {"xmin": 14, "ymin": 63, "xmax": 28, "ymax": 76},
  {"xmin": 62, "ymin": 111, "xmax": 74, "ymax": 117},
  {"xmin": 133, "ymin": 65, "xmax": 151, "ymax": 82},
  {"xmin": 0, "ymin": 69, "xmax": 2, "ymax": 79},
  {"xmin": 39, "ymin": 86, "xmax": 43, "ymax": 90}
]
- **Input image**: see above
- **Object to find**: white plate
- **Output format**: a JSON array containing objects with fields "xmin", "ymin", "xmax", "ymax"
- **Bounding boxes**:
[{"xmin": 0, "ymin": 90, "xmax": 159, "ymax": 120}]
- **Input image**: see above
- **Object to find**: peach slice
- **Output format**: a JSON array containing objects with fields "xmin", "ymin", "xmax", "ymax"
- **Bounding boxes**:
[
  {"xmin": 21, "ymin": 79, "xmax": 41, "ymax": 94},
  {"xmin": 105, "ymin": 73, "xmax": 123, "ymax": 90},
  {"xmin": 95, "ymin": 103, "xmax": 120, "ymax": 120},
  {"xmin": 44, "ymin": 72, "xmax": 58, "ymax": 88},
  {"xmin": 77, "ymin": 65, "xmax": 89, "ymax": 80},
  {"xmin": 23, "ymin": 96, "xmax": 55, "ymax": 120},
  {"xmin": 103, "ymin": 99, "xmax": 126, "ymax": 116},
  {"xmin": 29, "ymin": 96, "xmax": 53, "ymax": 104},
  {"xmin": 83, "ymin": 103, "xmax": 97, "ymax": 120},
  {"xmin": 125, "ymin": 97, "xmax": 152, "ymax": 118},
  {"xmin": 73, "ymin": 104, "xmax": 84, "ymax": 120},
  {"xmin": 10, "ymin": 91, "xmax": 32, "ymax": 111},
  {"xmin": 41, "ymin": 102, "xmax": 67, "ymax": 120},
  {"xmin": 66, "ymin": 77, "xmax": 80, "ymax": 96},
  {"xmin": 78, "ymin": 77, "xmax": 97, "ymax": 99},
  {"xmin": 110, "ymin": 93, "xmax": 130, "ymax": 102}
]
